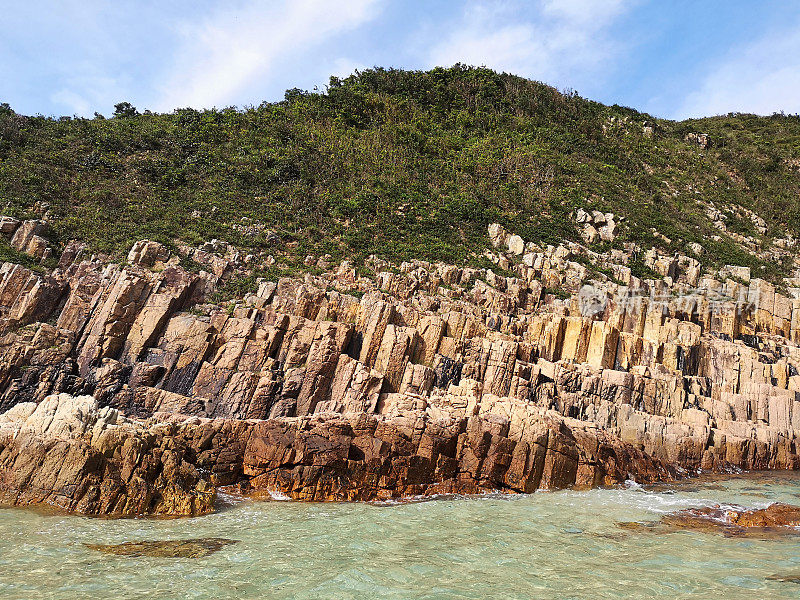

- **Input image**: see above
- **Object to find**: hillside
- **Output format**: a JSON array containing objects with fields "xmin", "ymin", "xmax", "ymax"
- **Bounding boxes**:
[
  {"xmin": 3, "ymin": 67, "xmax": 800, "ymax": 516},
  {"xmin": 1, "ymin": 65, "xmax": 800, "ymax": 285}
]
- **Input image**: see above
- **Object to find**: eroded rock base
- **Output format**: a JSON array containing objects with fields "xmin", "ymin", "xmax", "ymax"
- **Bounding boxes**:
[{"xmin": 0, "ymin": 394, "xmax": 670, "ymax": 515}]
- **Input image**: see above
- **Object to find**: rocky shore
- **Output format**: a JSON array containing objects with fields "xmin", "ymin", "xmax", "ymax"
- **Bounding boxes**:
[
  {"xmin": 1, "ymin": 219, "xmax": 800, "ymax": 515},
  {"xmin": 0, "ymin": 393, "xmax": 669, "ymax": 515}
]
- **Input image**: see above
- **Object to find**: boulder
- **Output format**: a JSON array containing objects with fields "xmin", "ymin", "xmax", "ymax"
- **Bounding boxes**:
[
  {"xmin": 487, "ymin": 223, "xmax": 509, "ymax": 248},
  {"xmin": 507, "ymin": 234, "xmax": 525, "ymax": 255},
  {"xmin": 581, "ymin": 225, "xmax": 599, "ymax": 244},
  {"xmin": 0, "ymin": 216, "xmax": 20, "ymax": 238},
  {"xmin": 127, "ymin": 240, "xmax": 170, "ymax": 267}
]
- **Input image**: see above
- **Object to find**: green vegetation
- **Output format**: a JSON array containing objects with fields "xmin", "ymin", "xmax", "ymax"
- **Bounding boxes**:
[
  {"xmin": 0, "ymin": 238, "xmax": 55, "ymax": 274},
  {"xmin": 628, "ymin": 256, "xmax": 661, "ymax": 281},
  {"xmin": 1, "ymin": 66, "xmax": 799, "ymax": 280},
  {"xmin": 543, "ymin": 287, "xmax": 571, "ymax": 300}
]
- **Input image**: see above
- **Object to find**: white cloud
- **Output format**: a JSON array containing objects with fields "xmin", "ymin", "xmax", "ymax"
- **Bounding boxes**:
[
  {"xmin": 541, "ymin": 0, "xmax": 630, "ymax": 25},
  {"xmin": 50, "ymin": 70, "xmax": 129, "ymax": 117},
  {"xmin": 330, "ymin": 57, "xmax": 368, "ymax": 80},
  {"xmin": 51, "ymin": 89, "xmax": 92, "ymax": 116},
  {"xmin": 676, "ymin": 24, "xmax": 800, "ymax": 119},
  {"xmin": 426, "ymin": 0, "xmax": 636, "ymax": 87},
  {"xmin": 155, "ymin": 0, "xmax": 380, "ymax": 111},
  {"xmin": 430, "ymin": 21, "xmax": 542, "ymax": 75}
]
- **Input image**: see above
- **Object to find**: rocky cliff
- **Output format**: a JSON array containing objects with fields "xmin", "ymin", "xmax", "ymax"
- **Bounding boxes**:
[{"xmin": 1, "ymin": 219, "xmax": 799, "ymax": 515}]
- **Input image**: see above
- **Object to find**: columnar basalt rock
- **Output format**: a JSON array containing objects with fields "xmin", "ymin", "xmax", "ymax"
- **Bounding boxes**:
[
  {"xmin": 9, "ymin": 220, "xmax": 50, "ymax": 260},
  {"xmin": 0, "ymin": 226, "xmax": 799, "ymax": 515}
]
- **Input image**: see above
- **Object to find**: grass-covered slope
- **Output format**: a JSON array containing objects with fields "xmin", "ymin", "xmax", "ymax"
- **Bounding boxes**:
[{"xmin": 1, "ymin": 66, "xmax": 799, "ymax": 278}]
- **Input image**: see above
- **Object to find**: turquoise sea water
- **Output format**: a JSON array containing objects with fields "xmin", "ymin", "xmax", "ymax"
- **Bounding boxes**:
[{"xmin": 2, "ymin": 474, "xmax": 800, "ymax": 599}]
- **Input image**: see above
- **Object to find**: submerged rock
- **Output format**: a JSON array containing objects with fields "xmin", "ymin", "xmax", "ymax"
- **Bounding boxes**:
[
  {"xmin": 618, "ymin": 502, "xmax": 800, "ymax": 538},
  {"xmin": 85, "ymin": 538, "xmax": 238, "ymax": 558},
  {"xmin": 766, "ymin": 572, "xmax": 800, "ymax": 584}
]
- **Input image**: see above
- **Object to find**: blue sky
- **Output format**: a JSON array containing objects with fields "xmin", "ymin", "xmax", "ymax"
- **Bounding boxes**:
[{"xmin": 2, "ymin": 0, "xmax": 800, "ymax": 119}]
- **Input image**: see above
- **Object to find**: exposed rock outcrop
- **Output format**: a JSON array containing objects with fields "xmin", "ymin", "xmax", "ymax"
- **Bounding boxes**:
[
  {"xmin": 0, "ymin": 393, "xmax": 670, "ymax": 513},
  {"xmin": 0, "ymin": 394, "xmax": 217, "ymax": 516},
  {"xmin": 0, "ymin": 223, "xmax": 799, "ymax": 515}
]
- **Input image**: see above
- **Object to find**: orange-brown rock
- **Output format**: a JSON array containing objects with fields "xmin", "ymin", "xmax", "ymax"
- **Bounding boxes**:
[
  {"xmin": 237, "ymin": 409, "xmax": 670, "ymax": 502},
  {"xmin": 0, "ymin": 395, "xmax": 218, "ymax": 516},
  {"xmin": 621, "ymin": 502, "xmax": 800, "ymax": 538},
  {"xmin": 726, "ymin": 502, "xmax": 800, "ymax": 528},
  {"xmin": 0, "ymin": 393, "xmax": 670, "ymax": 513}
]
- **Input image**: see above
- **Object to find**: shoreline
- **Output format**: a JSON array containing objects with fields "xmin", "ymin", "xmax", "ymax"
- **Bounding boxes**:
[
  {"xmin": 2, "ymin": 465, "xmax": 799, "ymax": 522},
  {"xmin": 1, "ymin": 393, "xmax": 798, "ymax": 519}
]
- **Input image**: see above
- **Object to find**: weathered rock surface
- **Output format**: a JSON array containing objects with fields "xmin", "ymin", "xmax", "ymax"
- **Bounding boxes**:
[
  {"xmin": 0, "ymin": 394, "xmax": 217, "ymax": 516},
  {"xmin": 0, "ymin": 223, "xmax": 799, "ymax": 515},
  {"xmin": 0, "ymin": 393, "xmax": 670, "ymax": 513}
]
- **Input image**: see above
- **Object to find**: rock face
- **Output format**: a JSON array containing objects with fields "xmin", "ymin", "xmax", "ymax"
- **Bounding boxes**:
[
  {"xmin": 0, "ymin": 394, "xmax": 217, "ymax": 516},
  {"xmin": 0, "ymin": 224, "xmax": 799, "ymax": 515},
  {"xmin": 238, "ymin": 405, "xmax": 670, "ymax": 501},
  {"xmin": 0, "ymin": 393, "xmax": 669, "ymax": 513}
]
